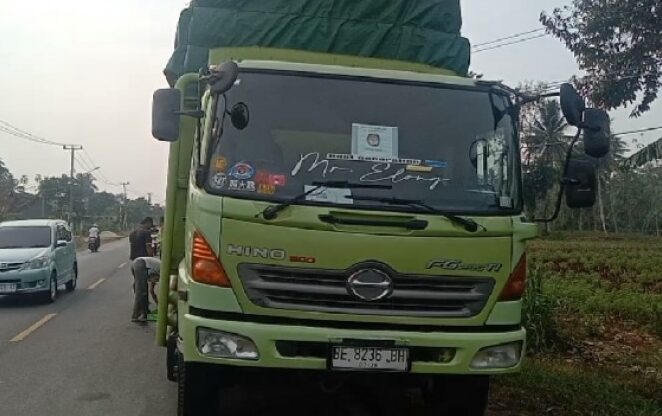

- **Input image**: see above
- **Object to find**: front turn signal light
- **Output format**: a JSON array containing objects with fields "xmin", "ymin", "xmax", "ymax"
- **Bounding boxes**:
[
  {"xmin": 192, "ymin": 231, "xmax": 231, "ymax": 288},
  {"xmin": 498, "ymin": 253, "xmax": 526, "ymax": 301}
]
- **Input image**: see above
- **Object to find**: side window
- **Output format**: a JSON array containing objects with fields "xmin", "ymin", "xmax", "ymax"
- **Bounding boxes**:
[
  {"xmin": 56, "ymin": 225, "xmax": 67, "ymax": 242},
  {"xmin": 65, "ymin": 226, "xmax": 72, "ymax": 242}
]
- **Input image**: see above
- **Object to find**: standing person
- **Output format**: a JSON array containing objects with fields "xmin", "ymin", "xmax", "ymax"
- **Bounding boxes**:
[
  {"xmin": 129, "ymin": 217, "xmax": 154, "ymax": 260},
  {"xmin": 131, "ymin": 256, "xmax": 160, "ymax": 323}
]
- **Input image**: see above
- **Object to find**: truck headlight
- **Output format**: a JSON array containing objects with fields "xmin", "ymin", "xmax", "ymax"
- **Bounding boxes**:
[
  {"xmin": 197, "ymin": 328, "xmax": 259, "ymax": 360},
  {"xmin": 21, "ymin": 256, "xmax": 49, "ymax": 270},
  {"xmin": 470, "ymin": 342, "xmax": 522, "ymax": 369}
]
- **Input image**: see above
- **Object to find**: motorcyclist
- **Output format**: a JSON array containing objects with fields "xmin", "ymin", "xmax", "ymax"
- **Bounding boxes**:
[{"xmin": 88, "ymin": 223, "xmax": 101, "ymax": 250}]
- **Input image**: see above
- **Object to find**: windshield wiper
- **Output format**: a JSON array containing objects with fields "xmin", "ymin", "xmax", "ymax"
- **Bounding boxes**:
[
  {"xmin": 256, "ymin": 181, "xmax": 392, "ymax": 220},
  {"xmin": 351, "ymin": 195, "xmax": 486, "ymax": 233}
]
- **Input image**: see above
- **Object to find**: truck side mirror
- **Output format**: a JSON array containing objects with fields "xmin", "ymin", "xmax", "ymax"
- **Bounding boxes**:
[
  {"xmin": 560, "ymin": 83, "xmax": 585, "ymax": 127},
  {"xmin": 582, "ymin": 108, "xmax": 611, "ymax": 158},
  {"xmin": 152, "ymin": 88, "xmax": 182, "ymax": 142},
  {"xmin": 565, "ymin": 159, "xmax": 597, "ymax": 208}
]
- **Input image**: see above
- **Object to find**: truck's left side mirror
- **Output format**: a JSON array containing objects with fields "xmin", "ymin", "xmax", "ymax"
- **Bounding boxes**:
[
  {"xmin": 152, "ymin": 88, "xmax": 182, "ymax": 142},
  {"xmin": 582, "ymin": 108, "xmax": 611, "ymax": 158},
  {"xmin": 565, "ymin": 159, "xmax": 597, "ymax": 208}
]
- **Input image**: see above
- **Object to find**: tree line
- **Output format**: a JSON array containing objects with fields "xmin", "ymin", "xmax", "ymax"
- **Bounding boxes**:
[{"xmin": 0, "ymin": 161, "xmax": 162, "ymax": 234}]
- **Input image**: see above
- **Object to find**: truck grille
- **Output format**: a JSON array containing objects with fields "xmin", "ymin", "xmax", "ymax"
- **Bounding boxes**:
[{"xmin": 237, "ymin": 264, "xmax": 495, "ymax": 318}]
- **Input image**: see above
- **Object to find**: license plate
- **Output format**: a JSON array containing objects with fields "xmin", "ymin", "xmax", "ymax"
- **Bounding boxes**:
[
  {"xmin": 330, "ymin": 346, "xmax": 409, "ymax": 371},
  {"xmin": 0, "ymin": 283, "xmax": 17, "ymax": 294}
]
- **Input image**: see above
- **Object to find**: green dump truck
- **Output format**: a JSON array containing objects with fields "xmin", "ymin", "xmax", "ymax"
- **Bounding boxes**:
[{"xmin": 151, "ymin": 2, "xmax": 611, "ymax": 415}]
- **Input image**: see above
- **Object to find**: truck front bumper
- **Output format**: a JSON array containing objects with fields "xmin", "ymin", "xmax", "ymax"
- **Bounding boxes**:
[{"xmin": 180, "ymin": 311, "xmax": 526, "ymax": 375}]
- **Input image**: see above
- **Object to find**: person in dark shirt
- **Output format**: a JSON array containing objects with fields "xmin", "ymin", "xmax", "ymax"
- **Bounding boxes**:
[{"xmin": 129, "ymin": 217, "xmax": 154, "ymax": 260}]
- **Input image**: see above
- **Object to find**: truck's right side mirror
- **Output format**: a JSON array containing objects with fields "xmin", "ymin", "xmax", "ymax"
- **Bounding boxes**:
[
  {"xmin": 152, "ymin": 88, "xmax": 182, "ymax": 142},
  {"xmin": 565, "ymin": 159, "xmax": 597, "ymax": 208},
  {"xmin": 582, "ymin": 108, "xmax": 611, "ymax": 158}
]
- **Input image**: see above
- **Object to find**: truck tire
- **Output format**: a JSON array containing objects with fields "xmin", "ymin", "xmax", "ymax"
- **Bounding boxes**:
[
  {"xmin": 425, "ymin": 375, "xmax": 490, "ymax": 416},
  {"xmin": 166, "ymin": 334, "xmax": 178, "ymax": 382},
  {"xmin": 177, "ymin": 354, "xmax": 219, "ymax": 416}
]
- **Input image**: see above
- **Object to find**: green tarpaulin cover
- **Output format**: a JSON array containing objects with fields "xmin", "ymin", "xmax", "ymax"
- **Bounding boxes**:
[{"xmin": 164, "ymin": 0, "xmax": 471, "ymax": 85}]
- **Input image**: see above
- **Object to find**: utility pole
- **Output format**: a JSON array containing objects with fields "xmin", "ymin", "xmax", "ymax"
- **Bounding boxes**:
[
  {"xmin": 120, "ymin": 182, "xmax": 130, "ymax": 230},
  {"xmin": 63, "ymin": 145, "xmax": 83, "ymax": 229}
]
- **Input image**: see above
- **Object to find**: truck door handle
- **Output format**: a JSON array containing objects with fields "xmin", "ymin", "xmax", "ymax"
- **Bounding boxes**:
[{"xmin": 318, "ymin": 215, "xmax": 428, "ymax": 230}]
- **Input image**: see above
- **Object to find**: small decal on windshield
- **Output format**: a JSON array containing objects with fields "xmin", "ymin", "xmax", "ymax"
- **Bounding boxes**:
[
  {"xmin": 499, "ymin": 197, "xmax": 513, "ymax": 208},
  {"xmin": 228, "ymin": 180, "xmax": 256, "ymax": 192},
  {"xmin": 304, "ymin": 186, "xmax": 353, "ymax": 205},
  {"xmin": 424, "ymin": 160, "xmax": 448, "ymax": 169},
  {"xmin": 257, "ymin": 184, "xmax": 276, "ymax": 195},
  {"xmin": 213, "ymin": 157, "xmax": 228, "ymax": 172},
  {"xmin": 326, "ymin": 154, "xmax": 421, "ymax": 166},
  {"xmin": 229, "ymin": 162, "xmax": 255, "ymax": 180},
  {"xmin": 406, "ymin": 165, "xmax": 433, "ymax": 173},
  {"xmin": 211, "ymin": 172, "xmax": 227, "ymax": 189},
  {"xmin": 256, "ymin": 170, "xmax": 287, "ymax": 187},
  {"xmin": 352, "ymin": 124, "xmax": 399, "ymax": 158}
]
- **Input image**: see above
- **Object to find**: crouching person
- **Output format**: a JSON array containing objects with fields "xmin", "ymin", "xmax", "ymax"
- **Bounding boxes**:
[{"xmin": 131, "ymin": 256, "xmax": 160, "ymax": 324}]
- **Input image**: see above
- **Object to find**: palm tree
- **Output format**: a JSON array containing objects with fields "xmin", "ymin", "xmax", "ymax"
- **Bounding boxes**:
[{"xmin": 521, "ymin": 100, "xmax": 569, "ymax": 231}]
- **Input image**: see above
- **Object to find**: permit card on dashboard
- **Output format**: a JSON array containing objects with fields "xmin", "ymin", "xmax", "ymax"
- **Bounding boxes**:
[
  {"xmin": 352, "ymin": 124, "xmax": 398, "ymax": 159},
  {"xmin": 305, "ymin": 186, "xmax": 353, "ymax": 205}
]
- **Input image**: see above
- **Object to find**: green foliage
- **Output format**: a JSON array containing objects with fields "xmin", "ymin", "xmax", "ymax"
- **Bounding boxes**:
[
  {"xmin": 493, "ymin": 359, "xmax": 662, "ymax": 415},
  {"xmin": 522, "ymin": 267, "xmax": 563, "ymax": 354},
  {"xmin": 0, "ymin": 158, "xmax": 16, "ymax": 220},
  {"xmin": 529, "ymin": 237, "xmax": 662, "ymax": 330},
  {"xmin": 541, "ymin": 0, "xmax": 662, "ymax": 117}
]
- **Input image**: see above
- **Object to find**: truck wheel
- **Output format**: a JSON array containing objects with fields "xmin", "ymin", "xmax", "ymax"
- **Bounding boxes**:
[
  {"xmin": 425, "ymin": 375, "xmax": 490, "ymax": 416},
  {"xmin": 177, "ymin": 353, "xmax": 219, "ymax": 416},
  {"xmin": 166, "ymin": 334, "xmax": 178, "ymax": 382}
]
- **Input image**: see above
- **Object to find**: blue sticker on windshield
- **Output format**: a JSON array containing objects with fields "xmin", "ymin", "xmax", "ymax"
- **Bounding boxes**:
[
  {"xmin": 425, "ymin": 160, "xmax": 448, "ymax": 169},
  {"xmin": 229, "ymin": 162, "xmax": 255, "ymax": 180}
]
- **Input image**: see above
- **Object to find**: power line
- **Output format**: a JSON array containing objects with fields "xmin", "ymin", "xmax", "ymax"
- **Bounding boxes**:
[
  {"xmin": 614, "ymin": 126, "xmax": 662, "ymax": 136},
  {"xmin": 0, "ymin": 120, "xmax": 70, "ymax": 146},
  {"xmin": 473, "ymin": 33, "xmax": 548, "ymax": 54},
  {"xmin": 472, "ymin": 28, "xmax": 545, "ymax": 48}
]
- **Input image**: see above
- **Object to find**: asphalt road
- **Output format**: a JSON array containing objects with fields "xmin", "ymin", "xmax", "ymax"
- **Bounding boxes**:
[
  {"xmin": 0, "ymin": 239, "xmax": 176, "ymax": 416},
  {"xmin": 0, "ymin": 239, "xmax": 469, "ymax": 416}
]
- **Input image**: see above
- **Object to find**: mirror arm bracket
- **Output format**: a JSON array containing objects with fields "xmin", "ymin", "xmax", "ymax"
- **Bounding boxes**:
[{"xmin": 534, "ymin": 130, "xmax": 582, "ymax": 223}]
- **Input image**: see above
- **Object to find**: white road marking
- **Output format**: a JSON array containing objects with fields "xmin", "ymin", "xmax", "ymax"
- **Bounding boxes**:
[
  {"xmin": 117, "ymin": 262, "xmax": 127, "ymax": 269},
  {"xmin": 10, "ymin": 313, "xmax": 57, "ymax": 342},
  {"xmin": 87, "ymin": 278, "xmax": 106, "ymax": 290}
]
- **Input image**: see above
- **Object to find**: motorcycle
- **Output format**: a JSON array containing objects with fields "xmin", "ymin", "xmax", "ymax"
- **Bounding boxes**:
[{"xmin": 88, "ymin": 236, "xmax": 99, "ymax": 253}]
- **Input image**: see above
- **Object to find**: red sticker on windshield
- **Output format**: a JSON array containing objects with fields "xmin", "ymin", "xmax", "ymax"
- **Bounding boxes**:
[{"xmin": 255, "ymin": 171, "xmax": 287, "ymax": 187}]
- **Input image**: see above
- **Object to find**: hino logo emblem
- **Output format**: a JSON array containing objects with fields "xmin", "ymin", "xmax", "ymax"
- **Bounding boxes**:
[
  {"xmin": 0, "ymin": 263, "xmax": 7, "ymax": 270},
  {"xmin": 347, "ymin": 269, "xmax": 393, "ymax": 302},
  {"xmin": 227, "ymin": 245, "xmax": 287, "ymax": 261}
]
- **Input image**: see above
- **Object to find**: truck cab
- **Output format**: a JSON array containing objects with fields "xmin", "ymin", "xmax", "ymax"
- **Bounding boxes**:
[{"xmin": 153, "ymin": 55, "xmax": 549, "ymax": 415}]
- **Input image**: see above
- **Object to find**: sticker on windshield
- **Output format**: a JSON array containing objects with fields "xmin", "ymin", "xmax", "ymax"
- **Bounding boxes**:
[
  {"xmin": 406, "ymin": 165, "xmax": 433, "ymax": 173},
  {"xmin": 424, "ymin": 160, "xmax": 448, "ymax": 169},
  {"xmin": 499, "ymin": 196, "xmax": 513, "ymax": 208},
  {"xmin": 257, "ymin": 184, "xmax": 276, "ymax": 195},
  {"xmin": 211, "ymin": 172, "xmax": 227, "ymax": 189},
  {"xmin": 229, "ymin": 162, "xmax": 255, "ymax": 180},
  {"xmin": 228, "ymin": 180, "xmax": 256, "ymax": 192},
  {"xmin": 213, "ymin": 157, "xmax": 228, "ymax": 172},
  {"xmin": 326, "ymin": 154, "xmax": 421, "ymax": 165},
  {"xmin": 352, "ymin": 124, "xmax": 398, "ymax": 158},
  {"xmin": 304, "ymin": 186, "xmax": 353, "ymax": 205},
  {"xmin": 255, "ymin": 170, "xmax": 287, "ymax": 187}
]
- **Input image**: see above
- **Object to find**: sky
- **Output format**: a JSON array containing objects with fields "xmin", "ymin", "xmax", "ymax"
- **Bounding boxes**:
[{"xmin": 0, "ymin": 0, "xmax": 660, "ymax": 203}]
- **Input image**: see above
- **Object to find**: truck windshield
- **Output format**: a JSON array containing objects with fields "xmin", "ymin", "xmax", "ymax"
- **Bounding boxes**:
[
  {"xmin": 0, "ymin": 227, "xmax": 52, "ymax": 249},
  {"xmin": 206, "ymin": 70, "xmax": 520, "ymax": 214}
]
